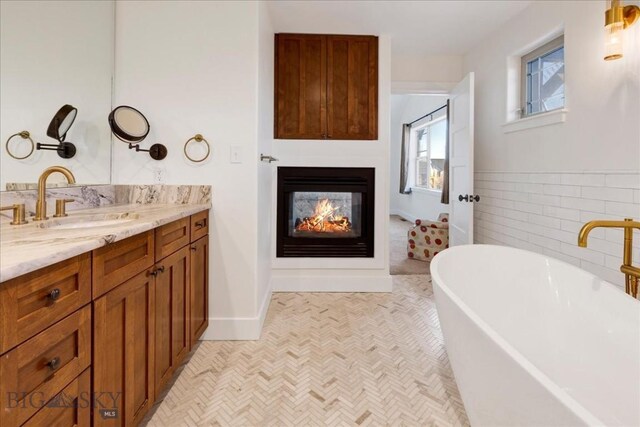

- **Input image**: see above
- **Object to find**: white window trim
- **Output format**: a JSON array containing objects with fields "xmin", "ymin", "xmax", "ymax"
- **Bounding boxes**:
[
  {"xmin": 502, "ymin": 108, "xmax": 568, "ymax": 134},
  {"xmin": 411, "ymin": 186, "xmax": 442, "ymax": 195},
  {"xmin": 410, "ymin": 115, "xmax": 446, "ymax": 191},
  {"xmin": 504, "ymin": 32, "xmax": 567, "ymax": 134},
  {"xmin": 520, "ymin": 35, "xmax": 565, "ymax": 119}
]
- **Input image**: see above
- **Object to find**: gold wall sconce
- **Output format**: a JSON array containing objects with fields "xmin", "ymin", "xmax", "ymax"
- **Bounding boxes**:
[{"xmin": 604, "ymin": 0, "xmax": 640, "ymax": 60}]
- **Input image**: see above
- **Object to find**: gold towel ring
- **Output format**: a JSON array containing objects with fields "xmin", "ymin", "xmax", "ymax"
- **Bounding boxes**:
[
  {"xmin": 184, "ymin": 134, "xmax": 210, "ymax": 163},
  {"xmin": 5, "ymin": 131, "xmax": 35, "ymax": 160}
]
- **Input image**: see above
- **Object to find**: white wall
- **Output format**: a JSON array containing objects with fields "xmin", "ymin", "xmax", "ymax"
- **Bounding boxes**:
[
  {"xmin": 113, "ymin": 1, "xmax": 264, "ymax": 339},
  {"xmin": 465, "ymin": 0, "xmax": 640, "ymax": 172},
  {"xmin": 391, "ymin": 55, "xmax": 463, "ymax": 94},
  {"xmin": 465, "ymin": 0, "xmax": 640, "ymax": 290},
  {"xmin": 270, "ymin": 36, "xmax": 393, "ymax": 292},
  {"xmin": 256, "ymin": 2, "xmax": 274, "ymax": 325},
  {"xmin": 389, "ymin": 94, "xmax": 450, "ymax": 222},
  {"xmin": 392, "ymin": 54, "xmax": 462, "ymax": 83},
  {"xmin": 0, "ymin": 1, "xmax": 113, "ymax": 187}
]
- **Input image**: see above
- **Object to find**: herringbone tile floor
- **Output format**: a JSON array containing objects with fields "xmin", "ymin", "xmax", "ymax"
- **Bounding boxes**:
[{"xmin": 145, "ymin": 275, "xmax": 469, "ymax": 427}]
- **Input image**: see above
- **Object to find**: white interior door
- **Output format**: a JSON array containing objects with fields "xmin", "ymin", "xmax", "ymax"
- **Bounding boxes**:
[{"xmin": 448, "ymin": 72, "xmax": 475, "ymax": 246}]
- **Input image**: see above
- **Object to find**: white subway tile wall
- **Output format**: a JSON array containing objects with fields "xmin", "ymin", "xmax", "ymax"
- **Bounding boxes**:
[{"xmin": 474, "ymin": 172, "xmax": 640, "ymax": 290}]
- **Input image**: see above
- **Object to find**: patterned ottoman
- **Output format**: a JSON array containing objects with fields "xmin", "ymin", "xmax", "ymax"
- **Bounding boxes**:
[{"xmin": 407, "ymin": 213, "xmax": 449, "ymax": 262}]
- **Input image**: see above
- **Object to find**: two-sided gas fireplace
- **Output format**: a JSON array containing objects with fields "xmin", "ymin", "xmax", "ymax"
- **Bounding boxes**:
[{"xmin": 277, "ymin": 167, "xmax": 375, "ymax": 257}]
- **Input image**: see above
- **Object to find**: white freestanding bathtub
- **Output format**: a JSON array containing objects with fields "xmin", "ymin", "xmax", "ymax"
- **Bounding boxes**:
[{"xmin": 431, "ymin": 244, "xmax": 640, "ymax": 427}]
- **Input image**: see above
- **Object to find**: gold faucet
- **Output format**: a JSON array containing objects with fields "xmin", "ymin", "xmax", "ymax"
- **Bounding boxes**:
[
  {"xmin": 578, "ymin": 218, "xmax": 640, "ymax": 298},
  {"xmin": 34, "ymin": 166, "xmax": 76, "ymax": 221}
]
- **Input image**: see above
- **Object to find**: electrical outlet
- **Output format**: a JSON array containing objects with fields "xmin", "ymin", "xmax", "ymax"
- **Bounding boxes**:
[
  {"xmin": 230, "ymin": 146, "xmax": 242, "ymax": 164},
  {"xmin": 152, "ymin": 167, "xmax": 165, "ymax": 183}
]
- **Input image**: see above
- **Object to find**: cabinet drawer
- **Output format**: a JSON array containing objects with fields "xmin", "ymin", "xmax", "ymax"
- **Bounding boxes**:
[
  {"xmin": 0, "ymin": 254, "xmax": 91, "ymax": 354},
  {"xmin": 0, "ymin": 305, "xmax": 91, "ymax": 426},
  {"xmin": 190, "ymin": 210, "xmax": 209, "ymax": 242},
  {"xmin": 93, "ymin": 230, "xmax": 154, "ymax": 298},
  {"xmin": 156, "ymin": 218, "xmax": 190, "ymax": 260},
  {"xmin": 22, "ymin": 368, "xmax": 91, "ymax": 427}
]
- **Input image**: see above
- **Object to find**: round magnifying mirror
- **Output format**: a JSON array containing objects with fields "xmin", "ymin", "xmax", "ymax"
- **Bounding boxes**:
[
  {"xmin": 47, "ymin": 104, "xmax": 77, "ymax": 142},
  {"xmin": 108, "ymin": 106, "xmax": 150, "ymax": 143}
]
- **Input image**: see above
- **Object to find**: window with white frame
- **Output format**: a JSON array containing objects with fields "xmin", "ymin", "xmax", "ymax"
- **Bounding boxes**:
[
  {"xmin": 521, "ymin": 35, "xmax": 565, "ymax": 117},
  {"xmin": 412, "ymin": 115, "xmax": 446, "ymax": 191}
]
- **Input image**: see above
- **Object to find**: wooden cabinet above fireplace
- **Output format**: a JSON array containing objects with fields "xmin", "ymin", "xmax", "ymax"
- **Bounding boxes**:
[{"xmin": 275, "ymin": 34, "xmax": 378, "ymax": 140}]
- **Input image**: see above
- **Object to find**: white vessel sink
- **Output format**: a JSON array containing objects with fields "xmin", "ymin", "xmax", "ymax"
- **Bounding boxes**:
[{"xmin": 40, "ymin": 213, "xmax": 139, "ymax": 230}]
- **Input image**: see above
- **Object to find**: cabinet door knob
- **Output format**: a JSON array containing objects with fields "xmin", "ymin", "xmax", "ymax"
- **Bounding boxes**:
[
  {"xmin": 47, "ymin": 357, "xmax": 61, "ymax": 371},
  {"xmin": 458, "ymin": 194, "xmax": 469, "ymax": 202},
  {"xmin": 47, "ymin": 288, "xmax": 61, "ymax": 301},
  {"xmin": 195, "ymin": 220, "xmax": 206, "ymax": 229},
  {"xmin": 157, "ymin": 266, "xmax": 165, "ymax": 273},
  {"xmin": 190, "ymin": 246, "xmax": 197, "ymax": 251},
  {"xmin": 149, "ymin": 269, "xmax": 159, "ymax": 277}
]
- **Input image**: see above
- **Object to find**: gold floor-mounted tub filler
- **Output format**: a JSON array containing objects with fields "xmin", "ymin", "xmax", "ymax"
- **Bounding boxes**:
[{"xmin": 579, "ymin": 218, "xmax": 640, "ymax": 298}]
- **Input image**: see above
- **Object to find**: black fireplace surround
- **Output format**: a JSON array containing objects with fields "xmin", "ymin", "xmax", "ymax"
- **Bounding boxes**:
[{"xmin": 277, "ymin": 167, "xmax": 375, "ymax": 258}]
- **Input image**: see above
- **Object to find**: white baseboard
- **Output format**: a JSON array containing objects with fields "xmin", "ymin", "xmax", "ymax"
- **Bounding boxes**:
[
  {"xmin": 272, "ymin": 274, "xmax": 393, "ymax": 292},
  {"xmin": 200, "ymin": 273, "xmax": 393, "ymax": 339},
  {"xmin": 201, "ymin": 279, "xmax": 272, "ymax": 341},
  {"xmin": 394, "ymin": 210, "xmax": 416, "ymax": 223}
]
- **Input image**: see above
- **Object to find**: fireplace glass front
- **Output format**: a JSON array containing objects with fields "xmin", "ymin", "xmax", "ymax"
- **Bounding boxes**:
[
  {"xmin": 289, "ymin": 192, "xmax": 362, "ymax": 238},
  {"xmin": 277, "ymin": 167, "xmax": 374, "ymax": 258}
]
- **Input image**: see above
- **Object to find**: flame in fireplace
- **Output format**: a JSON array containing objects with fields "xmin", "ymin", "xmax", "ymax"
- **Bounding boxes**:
[{"xmin": 295, "ymin": 199, "xmax": 352, "ymax": 233}]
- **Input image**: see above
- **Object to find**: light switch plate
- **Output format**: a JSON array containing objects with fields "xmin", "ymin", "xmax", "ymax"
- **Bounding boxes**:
[{"xmin": 230, "ymin": 146, "xmax": 242, "ymax": 163}]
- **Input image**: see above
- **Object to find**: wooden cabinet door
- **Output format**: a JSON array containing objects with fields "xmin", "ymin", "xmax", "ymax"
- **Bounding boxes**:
[
  {"xmin": 93, "ymin": 270, "xmax": 155, "ymax": 427},
  {"xmin": 189, "ymin": 236, "xmax": 209, "ymax": 345},
  {"xmin": 275, "ymin": 33, "xmax": 327, "ymax": 139},
  {"xmin": 154, "ymin": 246, "xmax": 189, "ymax": 399},
  {"xmin": 22, "ymin": 368, "xmax": 91, "ymax": 427},
  {"xmin": 327, "ymin": 35, "xmax": 378, "ymax": 140}
]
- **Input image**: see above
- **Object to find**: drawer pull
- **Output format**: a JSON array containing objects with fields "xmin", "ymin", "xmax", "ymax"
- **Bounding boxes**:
[
  {"xmin": 195, "ymin": 220, "xmax": 206, "ymax": 229},
  {"xmin": 47, "ymin": 357, "xmax": 61, "ymax": 371},
  {"xmin": 47, "ymin": 288, "xmax": 61, "ymax": 301}
]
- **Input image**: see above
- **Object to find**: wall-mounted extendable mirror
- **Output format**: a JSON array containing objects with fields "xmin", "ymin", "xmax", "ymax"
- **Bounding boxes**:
[
  {"xmin": 36, "ymin": 104, "xmax": 78, "ymax": 158},
  {"xmin": 108, "ymin": 105, "xmax": 167, "ymax": 160}
]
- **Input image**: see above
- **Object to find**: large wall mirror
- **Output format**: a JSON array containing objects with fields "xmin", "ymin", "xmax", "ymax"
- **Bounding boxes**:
[{"xmin": 0, "ymin": 1, "xmax": 114, "ymax": 190}]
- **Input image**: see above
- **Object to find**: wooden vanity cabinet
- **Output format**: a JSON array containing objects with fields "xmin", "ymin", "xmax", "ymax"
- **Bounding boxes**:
[
  {"xmin": 153, "ymin": 246, "xmax": 190, "ymax": 399},
  {"xmin": 92, "ymin": 210, "xmax": 210, "ymax": 426},
  {"xmin": 274, "ymin": 33, "xmax": 378, "ymax": 140},
  {"xmin": 93, "ymin": 270, "xmax": 155, "ymax": 427},
  {"xmin": 0, "ymin": 209, "xmax": 210, "ymax": 427},
  {"xmin": 189, "ymin": 235, "xmax": 209, "ymax": 345}
]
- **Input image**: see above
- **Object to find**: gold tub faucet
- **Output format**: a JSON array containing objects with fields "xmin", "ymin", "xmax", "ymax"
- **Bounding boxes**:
[
  {"xmin": 34, "ymin": 166, "xmax": 76, "ymax": 221},
  {"xmin": 578, "ymin": 218, "xmax": 640, "ymax": 298}
]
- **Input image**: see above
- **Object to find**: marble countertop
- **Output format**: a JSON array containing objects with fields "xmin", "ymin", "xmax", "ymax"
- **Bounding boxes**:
[{"xmin": 0, "ymin": 202, "xmax": 211, "ymax": 283}]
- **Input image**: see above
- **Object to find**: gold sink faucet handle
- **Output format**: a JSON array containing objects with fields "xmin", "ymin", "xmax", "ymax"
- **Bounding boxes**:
[
  {"xmin": 0, "ymin": 204, "xmax": 28, "ymax": 225},
  {"xmin": 54, "ymin": 199, "xmax": 75, "ymax": 218}
]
